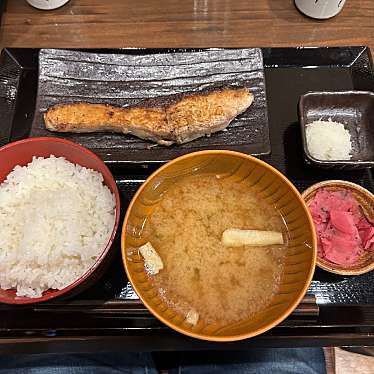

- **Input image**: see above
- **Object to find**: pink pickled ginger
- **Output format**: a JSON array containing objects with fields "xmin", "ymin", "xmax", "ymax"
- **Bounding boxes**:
[{"xmin": 308, "ymin": 189, "xmax": 374, "ymax": 266}]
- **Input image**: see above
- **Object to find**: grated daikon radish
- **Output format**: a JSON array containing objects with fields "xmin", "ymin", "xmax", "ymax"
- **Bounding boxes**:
[{"xmin": 305, "ymin": 120, "xmax": 352, "ymax": 161}]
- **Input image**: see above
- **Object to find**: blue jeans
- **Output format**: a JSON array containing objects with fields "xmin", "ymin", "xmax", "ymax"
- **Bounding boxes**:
[{"xmin": 0, "ymin": 348, "xmax": 326, "ymax": 374}]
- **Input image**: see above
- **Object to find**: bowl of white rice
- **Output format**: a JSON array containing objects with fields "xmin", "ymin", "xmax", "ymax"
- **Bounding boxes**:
[{"xmin": 0, "ymin": 137, "xmax": 120, "ymax": 304}]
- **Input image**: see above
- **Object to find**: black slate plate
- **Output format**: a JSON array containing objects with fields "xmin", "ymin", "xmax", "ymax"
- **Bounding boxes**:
[
  {"xmin": 29, "ymin": 48, "xmax": 269, "ymax": 163},
  {"xmin": 1, "ymin": 47, "xmax": 374, "ymax": 349}
]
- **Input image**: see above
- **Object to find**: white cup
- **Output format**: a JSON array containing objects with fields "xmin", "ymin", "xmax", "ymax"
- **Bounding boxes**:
[
  {"xmin": 25, "ymin": 0, "xmax": 70, "ymax": 10},
  {"xmin": 295, "ymin": 0, "xmax": 346, "ymax": 19}
]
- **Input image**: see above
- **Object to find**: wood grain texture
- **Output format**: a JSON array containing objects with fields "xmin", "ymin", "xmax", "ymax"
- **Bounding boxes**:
[{"xmin": 0, "ymin": 0, "xmax": 373, "ymax": 50}]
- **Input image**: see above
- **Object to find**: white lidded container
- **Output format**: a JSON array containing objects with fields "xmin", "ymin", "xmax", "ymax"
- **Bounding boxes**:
[
  {"xmin": 25, "ymin": 0, "xmax": 70, "ymax": 10},
  {"xmin": 295, "ymin": 0, "xmax": 346, "ymax": 19}
]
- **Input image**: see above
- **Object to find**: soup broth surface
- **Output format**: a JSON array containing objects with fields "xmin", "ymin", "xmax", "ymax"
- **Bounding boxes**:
[{"xmin": 143, "ymin": 174, "xmax": 287, "ymax": 325}]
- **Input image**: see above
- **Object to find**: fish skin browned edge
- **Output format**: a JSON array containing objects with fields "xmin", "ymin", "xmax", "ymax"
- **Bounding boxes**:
[{"xmin": 44, "ymin": 88, "xmax": 254, "ymax": 145}]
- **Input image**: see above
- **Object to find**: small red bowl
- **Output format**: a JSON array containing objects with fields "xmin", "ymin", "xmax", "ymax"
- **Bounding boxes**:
[{"xmin": 0, "ymin": 137, "xmax": 121, "ymax": 304}]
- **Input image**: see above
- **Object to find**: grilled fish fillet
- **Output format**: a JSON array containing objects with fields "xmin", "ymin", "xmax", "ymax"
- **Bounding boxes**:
[{"xmin": 44, "ymin": 88, "xmax": 254, "ymax": 145}]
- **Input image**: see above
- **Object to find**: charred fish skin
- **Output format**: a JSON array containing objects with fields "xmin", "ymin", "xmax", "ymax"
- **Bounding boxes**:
[
  {"xmin": 44, "ymin": 88, "xmax": 254, "ymax": 145},
  {"xmin": 168, "ymin": 88, "xmax": 254, "ymax": 143}
]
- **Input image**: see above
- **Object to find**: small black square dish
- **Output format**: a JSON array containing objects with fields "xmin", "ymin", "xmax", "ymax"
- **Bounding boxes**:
[{"xmin": 299, "ymin": 91, "xmax": 374, "ymax": 169}]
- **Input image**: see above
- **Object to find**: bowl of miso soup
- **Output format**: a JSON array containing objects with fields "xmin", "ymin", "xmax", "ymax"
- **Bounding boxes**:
[{"xmin": 121, "ymin": 150, "xmax": 316, "ymax": 341}]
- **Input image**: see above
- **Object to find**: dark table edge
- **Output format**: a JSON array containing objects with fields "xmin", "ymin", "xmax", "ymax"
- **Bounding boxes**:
[{"xmin": 0, "ymin": 331, "xmax": 373, "ymax": 355}]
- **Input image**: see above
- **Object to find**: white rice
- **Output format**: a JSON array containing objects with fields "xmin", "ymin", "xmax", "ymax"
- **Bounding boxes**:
[
  {"xmin": 306, "ymin": 120, "xmax": 352, "ymax": 161},
  {"xmin": 0, "ymin": 156, "xmax": 116, "ymax": 298}
]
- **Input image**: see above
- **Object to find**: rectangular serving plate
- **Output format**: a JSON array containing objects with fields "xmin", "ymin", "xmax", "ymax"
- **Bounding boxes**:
[
  {"xmin": 1, "ymin": 48, "xmax": 271, "ymax": 163},
  {"xmin": 1, "ymin": 47, "xmax": 374, "ymax": 348}
]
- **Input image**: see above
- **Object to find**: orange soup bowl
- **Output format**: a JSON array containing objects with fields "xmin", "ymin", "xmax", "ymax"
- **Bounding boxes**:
[
  {"xmin": 0, "ymin": 137, "xmax": 121, "ymax": 304},
  {"xmin": 121, "ymin": 150, "xmax": 317, "ymax": 341}
]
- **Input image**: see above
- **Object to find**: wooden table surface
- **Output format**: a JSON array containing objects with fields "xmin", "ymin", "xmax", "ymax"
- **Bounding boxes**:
[{"xmin": 0, "ymin": 0, "xmax": 373, "ymax": 50}]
